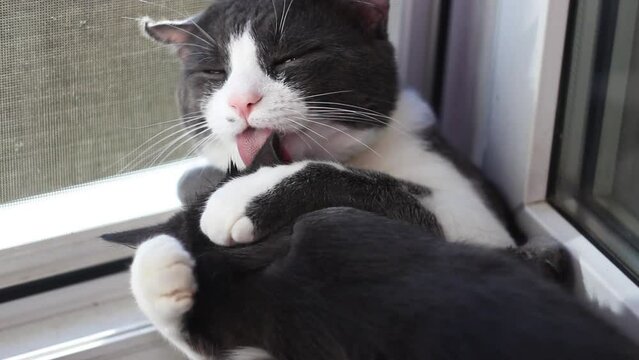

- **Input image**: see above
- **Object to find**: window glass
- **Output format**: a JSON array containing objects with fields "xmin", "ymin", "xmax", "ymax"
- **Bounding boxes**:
[
  {"xmin": 0, "ymin": 1, "xmax": 207, "ymax": 204},
  {"xmin": 551, "ymin": 0, "xmax": 639, "ymax": 281}
]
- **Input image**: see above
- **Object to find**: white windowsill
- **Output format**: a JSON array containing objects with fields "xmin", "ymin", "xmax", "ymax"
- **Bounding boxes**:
[
  {"xmin": 0, "ymin": 158, "xmax": 207, "ymax": 288},
  {"xmin": 0, "ymin": 158, "xmax": 206, "ymax": 251},
  {"xmin": 0, "ymin": 273, "xmax": 183, "ymax": 359}
]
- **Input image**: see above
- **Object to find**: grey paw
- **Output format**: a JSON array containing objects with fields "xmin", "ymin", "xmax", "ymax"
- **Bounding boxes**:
[
  {"xmin": 512, "ymin": 239, "xmax": 574, "ymax": 290},
  {"xmin": 178, "ymin": 166, "xmax": 226, "ymax": 205}
]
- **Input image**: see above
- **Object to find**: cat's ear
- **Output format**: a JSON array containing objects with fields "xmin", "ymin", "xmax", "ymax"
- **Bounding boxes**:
[
  {"xmin": 344, "ymin": 0, "xmax": 390, "ymax": 38},
  {"xmin": 139, "ymin": 16, "xmax": 196, "ymax": 45},
  {"xmin": 101, "ymin": 225, "xmax": 166, "ymax": 248}
]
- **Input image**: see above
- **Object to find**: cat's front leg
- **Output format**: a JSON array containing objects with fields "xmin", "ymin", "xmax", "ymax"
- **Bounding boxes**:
[
  {"xmin": 130, "ymin": 235, "xmax": 204, "ymax": 360},
  {"xmin": 200, "ymin": 161, "xmax": 437, "ymax": 246},
  {"xmin": 200, "ymin": 162, "xmax": 311, "ymax": 246}
]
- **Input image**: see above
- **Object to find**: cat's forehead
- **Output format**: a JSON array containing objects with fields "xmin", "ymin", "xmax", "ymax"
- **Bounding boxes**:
[{"xmin": 198, "ymin": 0, "xmax": 351, "ymax": 44}]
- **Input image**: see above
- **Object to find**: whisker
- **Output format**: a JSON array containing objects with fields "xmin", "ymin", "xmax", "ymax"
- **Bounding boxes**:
[
  {"xmin": 284, "ymin": 103, "xmax": 409, "ymax": 134},
  {"xmin": 300, "ymin": 130, "xmax": 338, "ymax": 161},
  {"xmin": 280, "ymin": 0, "xmax": 296, "ymax": 40},
  {"xmin": 280, "ymin": 119, "xmax": 337, "ymax": 161},
  {"xmin": 298, "ymin": 90, "xmax": 354, "ymax": 100},
  {"xmin": 149, "ymin": 124, "xmax": 209, "ymax": 166},
  {"xmin": 305, "ymin": 113, "xmax": 410, "ymax": 136},
  {"xmin": 143, "ymin": 126, "xmax": 208, "ymax": 169},
  {"xmin": 304, "ymin": 109, "xmax": 387, "ymax": 125},
  {"xmin": 279, "ymin": 0, "xmax": 288, "ymax": 35},
  {"xmin": 305, "ymin": 106, "xmax": 406, "ymax": 131},
  {"xmin": 117, "ymin": 121, "xmax": 207, "ymax": 172},
  {"xmin": 185, "ymin": 133, "xmax": 217, "ymax": 159},
  {"xmin": 285, "ymin": 117, "xmax": 327, "ymax": 140},
  {"xmin": 306, "ymin": 110, "xmax": 394, "ymax": 128},
  {"xmin": 293, "ymin": 116, "xmax": 382, "ymax": 158},
  {"xmin": 116, "ymin": 119, "xmax": 202, "ymax": 165},
  {"xmin": 294, "ymin": 130, "xmax": 313, "ymax": 150},
  {"xmin": 305, "ymin": 101, "xmax": 397, "ymax": 121},
  {"xmin": 271, "ymin": 0, "xmax": 280, "ymax": 34},
  {"xmin": 117, "ymin": 114, "xmax": 202, "ymax": 130}
]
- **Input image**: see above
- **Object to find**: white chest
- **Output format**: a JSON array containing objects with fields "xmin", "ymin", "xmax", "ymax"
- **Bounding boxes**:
[{"xmin": 348, "ymin": 92, "xmax": 515, "ymax": 248}]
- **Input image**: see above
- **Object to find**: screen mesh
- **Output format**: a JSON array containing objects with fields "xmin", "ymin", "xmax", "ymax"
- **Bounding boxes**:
[{"xmin": 0, "ymin": 0, "xmax": 207, "ymax": 204}]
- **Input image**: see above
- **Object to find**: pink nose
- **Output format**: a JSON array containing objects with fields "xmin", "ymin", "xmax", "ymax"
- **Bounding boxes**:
[{"xmin": 228, "ymin": 92, "xmax": 263, "ymax": 119}]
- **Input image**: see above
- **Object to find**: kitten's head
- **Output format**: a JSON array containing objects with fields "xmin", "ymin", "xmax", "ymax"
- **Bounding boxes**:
[{"xmin": 142, "ymin": 0, "xmax": 397, "ymax": 169}]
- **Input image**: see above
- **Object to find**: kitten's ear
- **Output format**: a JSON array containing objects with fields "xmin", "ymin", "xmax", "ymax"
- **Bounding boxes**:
[
  {"xmin": 101, "ymin": 225, "xmax": 166, "ymax": 248},
  {"xmin": 344, "ymin": 0, "xmax": 390, "ymax": 38},
  {"xmin": 139, "ymin": 16, "xmax": 196, "ymax": 45}
]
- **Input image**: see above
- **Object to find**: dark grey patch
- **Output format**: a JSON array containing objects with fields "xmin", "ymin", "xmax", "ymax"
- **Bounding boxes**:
[
  {"xmin": 245, "ymin": 163, "xmax": 442, "ymax": 240},
  {"xmin": 178, "ymin": 166, "xmax": 226, "ymax": 205}
]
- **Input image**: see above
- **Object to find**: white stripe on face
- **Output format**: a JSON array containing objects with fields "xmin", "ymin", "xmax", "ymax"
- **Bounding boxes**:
[
  {"xmin": 204, "ymin": 27, "xmax": 269, "ymax": 131},
  {"xmin": 202, "ymin": 28, "xmax": 271, "ymax": 168},
  {"xmin": 226, "ymin": 28, "xmax": 267, "ymax": 97}
]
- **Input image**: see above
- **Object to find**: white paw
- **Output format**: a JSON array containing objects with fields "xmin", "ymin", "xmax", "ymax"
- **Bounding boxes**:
[
  {"xmin": 130, "ymin": 235, "xmax": 197, "ymax": 326},
  {"xmin": 200, "ymin": 163, "xmax": 307, "ymax": 246}
]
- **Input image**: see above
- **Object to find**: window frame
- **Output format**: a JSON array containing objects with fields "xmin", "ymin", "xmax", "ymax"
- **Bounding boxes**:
[
  {"xmin": 440, "ymin": 0, "xmax": 639, "ymax": 341},
  {"xmin": 548, "ymin": 0, "xmax": 639, "ymax": 282}
]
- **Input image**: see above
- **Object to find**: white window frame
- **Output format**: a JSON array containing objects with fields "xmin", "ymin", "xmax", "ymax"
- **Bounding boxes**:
[
  {"xmin": 440, "ymin": 0, "xmax": 639, "ymax": 341},
  {"xmin": 0, "ymin": 2, "xmax": 446, "ymax": 358}
]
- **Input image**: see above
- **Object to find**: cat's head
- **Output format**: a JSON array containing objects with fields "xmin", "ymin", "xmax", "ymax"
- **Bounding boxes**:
[{"xmin": 141, "ymin": 0, "xmax": 397, "ymax": 170}]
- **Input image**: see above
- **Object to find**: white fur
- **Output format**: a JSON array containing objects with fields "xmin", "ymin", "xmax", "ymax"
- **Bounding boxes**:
[
  {"xmin": 200, "ymin": 162, "xmax": 309, "ymax": 245},
  {"xmin": 348, "ymin": 90, "xmax": 515, "ymax": 248},
  {"xmin": 130, "ymin": 235, "xmax": 204, "ymax": 360}
]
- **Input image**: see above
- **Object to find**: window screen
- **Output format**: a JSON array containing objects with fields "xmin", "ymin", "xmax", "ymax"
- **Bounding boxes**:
[
  {"xmin": 0, "ymin": 0, "xmax": 206, "ymax": 205},
  {"xmin": 550, "ymin": 0, "xmax": 639, "ymax": 281}
]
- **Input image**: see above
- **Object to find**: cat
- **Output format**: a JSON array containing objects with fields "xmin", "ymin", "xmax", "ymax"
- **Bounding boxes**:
[
  {"xmin": 103, "ymin": 182, "xmax": 639, "ymax": 359},
  {"xmin": 139, "ymin": 0, "xmax": 527, "ymax": 250}
]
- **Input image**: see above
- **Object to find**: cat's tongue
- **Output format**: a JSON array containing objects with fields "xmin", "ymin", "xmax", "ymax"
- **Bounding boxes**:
[{"xmin": 237, "ymin": 128, "xmax": 274, "ymax": 166}]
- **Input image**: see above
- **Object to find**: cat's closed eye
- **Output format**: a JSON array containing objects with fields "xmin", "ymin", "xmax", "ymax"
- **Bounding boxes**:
[
  {"xmin": 272, "ymin": 46, "xmax": 323, "ymax": 71},
  {"xmin": 272, "ymin": 56, "xmax": 299, "ymax": 71},
  {"xmin": 200, "ymin": 69, "xmax": 227, "ymax": 80}
]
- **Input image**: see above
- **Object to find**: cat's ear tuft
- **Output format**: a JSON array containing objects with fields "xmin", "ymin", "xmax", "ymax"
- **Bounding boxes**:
[
  {"xmin": 138, "ymin": 16, "xmax": 195, "ymax": 45},
  {"xmin": 345, "ymin": 0, "xmax": 390, "ymax": 38},
  {"xmin": 101, "ymin": 224, "xmax": 166, "ymax": 249}
]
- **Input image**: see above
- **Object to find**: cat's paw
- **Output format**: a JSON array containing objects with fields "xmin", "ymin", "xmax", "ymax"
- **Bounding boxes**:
[
  {"xmin": 130, "ymin": 235, "xmax": 197, "ymax": 325},
  {"xmin": 200, "ymin": 163, "xmax": 307, "ymax": 246},
  {"xmin": 512, "ymin": 237, "xmax": 574, "ymax": 289}
]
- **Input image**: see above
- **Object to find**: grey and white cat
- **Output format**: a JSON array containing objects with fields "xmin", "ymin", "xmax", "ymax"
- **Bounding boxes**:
[
  {"xmin": 123, "ymin": 0, "xmax": 581, "ymax": 358},
  {"xmin": 143, "ymin": 0, "xmax": 519, "ymax": 249}
]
